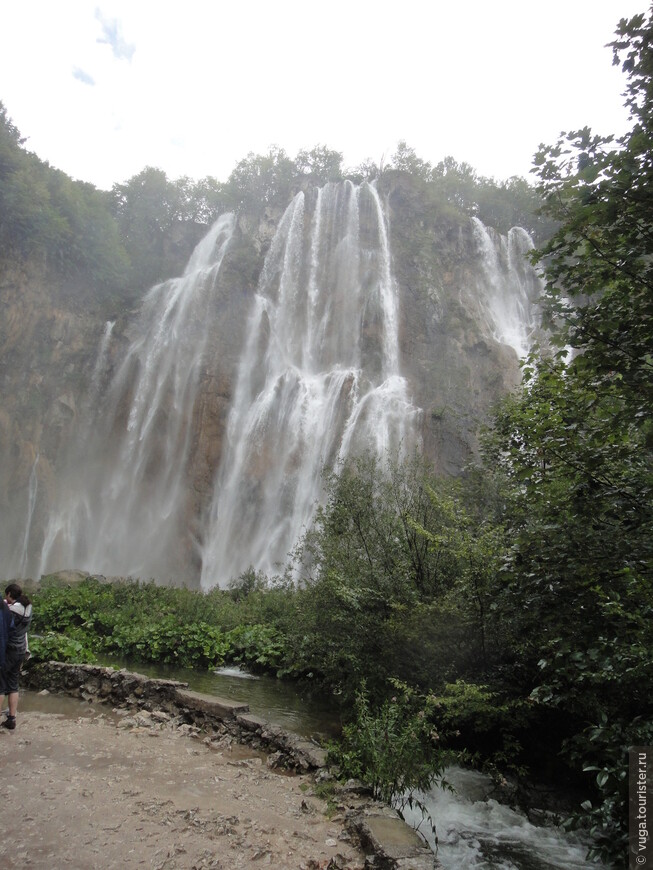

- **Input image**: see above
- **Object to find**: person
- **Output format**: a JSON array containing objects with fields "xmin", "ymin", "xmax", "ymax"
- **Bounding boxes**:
[
  {"xmin": 1, "ymin": 583, "xmax": 32, "ymax": 731},
  {"xmin": 0, "ymin": 597, "xmax": 12, "ymax": 673}
]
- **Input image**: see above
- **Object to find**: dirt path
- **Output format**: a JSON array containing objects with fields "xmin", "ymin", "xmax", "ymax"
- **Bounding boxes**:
[{"xmin": 0, "ymin": 698, "xmax": 365, "ymax": 870}]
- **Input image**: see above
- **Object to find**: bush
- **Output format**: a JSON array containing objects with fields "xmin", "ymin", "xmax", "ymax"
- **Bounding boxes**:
[
  {"xmin": 333, "ymin": 681, "xmax": 449, "ymax": 808},
  {"xmin": 30, "ymin": 632, "xmax": 96, "ymax": 664}
]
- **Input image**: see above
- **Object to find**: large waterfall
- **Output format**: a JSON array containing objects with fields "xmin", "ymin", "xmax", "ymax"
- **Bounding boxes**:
[
  {"xmin": 7, "ymin": 181, "xmax": 543, "ymax": 587},
  {"xmin": 37, "ymin": 215, "xmax": 236, "ymax": 582},
  {"xmin": 200, "ymin": 182, "xmax": 422, "ymax": 587}
]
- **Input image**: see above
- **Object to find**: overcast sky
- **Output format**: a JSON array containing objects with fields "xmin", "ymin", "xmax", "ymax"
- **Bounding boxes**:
[{"xmin": 0, "ymin": 1, "xmax": 645, "ymax": 191}]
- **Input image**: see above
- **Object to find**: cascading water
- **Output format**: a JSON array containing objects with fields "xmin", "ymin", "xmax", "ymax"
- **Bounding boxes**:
[
  {"xmin": 402, "ymin": 767, "xmax": 592, "ymax": 869},
  {"xmin": 89, "ymin": 320, "xmax": 115, "ymax": 403},
  {"xmin": 470, "ymin": 218, "xmax": 541, "ymax": 359},
  {"xmin": 200, "ymin": 181, "xmax": 422, "ymax": 588},
  {"xmin": 22, "ymin": 189, "xmax": 543, "ymax": 587},
  {"xmin": 15, "ymin": 453, "xmax": 39, "ymax": 578},
  {"xmin": 37, "ymin": 214, "xmax": 235, "ymax": 581}
]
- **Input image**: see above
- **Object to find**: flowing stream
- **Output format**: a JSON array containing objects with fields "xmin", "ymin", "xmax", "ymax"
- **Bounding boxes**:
[
  {"xmin": 402, "ymin": 766, "xmax": 593, "ymax": 869},
  {"xmin": 22, "ymin": 666, "xmax": 594, "ymax": 868}
]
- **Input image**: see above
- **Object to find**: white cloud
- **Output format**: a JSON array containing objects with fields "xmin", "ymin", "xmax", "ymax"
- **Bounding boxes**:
[
  {"xmin": 0, "ymin": 0, "xmax": 645, "ymax": 190},
  {"xmin": 73, "ymin": 67, "xmax": 96, "ymax": 86},
  {"xmin": 95, "ymin": 8, "xmax": 135, "ymax": 61}
]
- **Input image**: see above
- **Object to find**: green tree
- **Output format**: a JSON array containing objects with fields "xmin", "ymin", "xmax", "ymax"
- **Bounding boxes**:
[
  {"xmin": 224, "ymin": 146, "xmax": 297, "ymax": 214},
  {"xmin": 0, "ymin": 102, "xmax": 129, "ymax": 297},
  {"xmin": 390, "ymin": 141, "xmax": 433, "ymax": 181},
  {"xmin": 295, "ymin": 145, "xmax": 343, "ymax": 183},
  {"xmin": 483, "ymin": 8, "xmax": 653, "ymax": 861},
  {"xmin": 289, "ymin": 455, "xmax": 502, "ymax": 701},
  {"xmin": 111, "ymin": 166, "xmax": 181, "ymax": 288}
]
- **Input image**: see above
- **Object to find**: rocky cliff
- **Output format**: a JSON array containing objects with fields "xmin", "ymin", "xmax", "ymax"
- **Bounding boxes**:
[{"xmin": 0, "ymin": 175, "xmax": 540, "ymax": 585}]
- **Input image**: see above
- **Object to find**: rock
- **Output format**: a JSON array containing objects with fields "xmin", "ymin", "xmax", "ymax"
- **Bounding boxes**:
[
  {"xmin": 266, "ymin": 751, "xmax": 285, "ymax": 770},
  {"xmin": 346, "ymin": 810, "xmax": 441, "ymax": 869}
]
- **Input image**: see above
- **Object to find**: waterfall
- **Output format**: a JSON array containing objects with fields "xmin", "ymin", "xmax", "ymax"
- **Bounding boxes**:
[
  {"xmin": 470, "ymin": 218, "xmax": 542, "ymax": 359},
  {"xmin": 200, "ymin": 182, "xmax": 421, "ymax": 588},
  {"xmin": 37, "ymin": 214, "xmax": 235, "ymax": 581},
  {"xmin": 15, "ymin": 453, "xmax": 39, "ymax": 578},
  {"xmin": 88, "ymin": 320, "xmax": 115, "ymax": 402},
  {"xmin": 23, "ymin": 190, "xmax": 542, "ymax": 587}
]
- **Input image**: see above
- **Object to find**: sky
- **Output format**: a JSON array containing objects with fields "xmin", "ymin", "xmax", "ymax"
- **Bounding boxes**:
[{"xmin": 0, "ymin": 1, "xmax": 647, "ymax": 191}]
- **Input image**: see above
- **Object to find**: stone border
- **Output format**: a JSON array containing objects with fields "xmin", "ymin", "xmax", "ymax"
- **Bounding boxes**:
[
  {"xmin": 23, "ymin": 661, "xmax": 326, "ymax": 770},
  {"xmin": 23, "ymin": 661, "xmax": 440, "ymax": 869}
]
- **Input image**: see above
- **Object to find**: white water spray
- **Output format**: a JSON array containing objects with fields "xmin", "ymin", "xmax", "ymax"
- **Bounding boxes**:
[
  {"xmin": 402, "ymin": 767, "xmax": 592, "ymax": 869},
  {"xmin": 470, "ymin": 218, "xmax": 541, "ymax": 359},
  {"xmin": 37, "ymin": 214, "xmax": 235, "ymax": 581},
  {"xmin": 200, "ymin": 182, "xmax": 421, "ymax": 588}
]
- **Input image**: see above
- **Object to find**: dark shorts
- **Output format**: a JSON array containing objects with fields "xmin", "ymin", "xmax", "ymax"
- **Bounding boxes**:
[{"xmin": 0, "ymin": 647, "xmax": 25, "ymax": 695}]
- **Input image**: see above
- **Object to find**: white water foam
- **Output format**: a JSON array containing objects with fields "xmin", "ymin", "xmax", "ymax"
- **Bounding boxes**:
[{"xmin": 401, "ymin": 767, "xmax": 593, "ymax": 869}]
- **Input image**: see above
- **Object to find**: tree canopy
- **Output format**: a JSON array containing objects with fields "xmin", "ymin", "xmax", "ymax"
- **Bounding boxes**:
[{"xmin": 0, "ymin": 99, "xmax": 549, "ymax": 311}]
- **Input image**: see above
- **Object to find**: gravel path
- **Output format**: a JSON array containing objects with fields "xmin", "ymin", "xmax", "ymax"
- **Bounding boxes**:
[{"xmin": 0, "ymin": 700, "xmax": 365, "ymax": 870}]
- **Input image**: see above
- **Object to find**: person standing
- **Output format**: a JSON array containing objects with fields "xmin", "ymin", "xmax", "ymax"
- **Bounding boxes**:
[
  {"xmin": 0, "ymin": 596, "xmax": 12, "ymax": 674},
  {"xmin": 1, "ymin": 583, "xmax": 32, "ymax": 731}
]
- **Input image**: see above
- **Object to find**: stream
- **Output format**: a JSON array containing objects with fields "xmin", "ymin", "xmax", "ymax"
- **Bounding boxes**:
[
  {"xmin": 95, "ymin": 656, "xmax": 342, "ymax": 739},
  {"xmin": 401, "ymin": 767, "xmax": 594, "ymax": 869}
]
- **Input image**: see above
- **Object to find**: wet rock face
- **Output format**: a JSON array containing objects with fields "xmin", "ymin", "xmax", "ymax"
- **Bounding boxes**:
[
  {"xmin": 383, "ymin": 174, "xmax": 523, "ymax": 474},
  {"xmin": 0, "ymin": 183, "xmax": 533, "ymax": 582}
]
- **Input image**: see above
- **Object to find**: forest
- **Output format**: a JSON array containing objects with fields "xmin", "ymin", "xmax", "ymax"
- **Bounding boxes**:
[{"xmin": 1, "ymin": 8, "xmax": 651, "ymax": 866}]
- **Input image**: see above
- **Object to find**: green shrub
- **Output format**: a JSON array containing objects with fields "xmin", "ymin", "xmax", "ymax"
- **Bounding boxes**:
[
  {"xmin": 332, "ymin": 681, "xmax": 450, "ymax": 808},
  {"xmin": 30, "ymin": 632, "xmax": 96, "ymax": 664},
  {"xmin": 225, "ymin": 623, "xmax": 287, "ymax": 673}
]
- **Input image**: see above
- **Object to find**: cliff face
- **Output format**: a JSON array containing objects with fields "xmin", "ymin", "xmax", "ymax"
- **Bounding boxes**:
[
  {"xmin": 0, "ymin": 178, "xmax": 539, "ymax": 584},
  {"xmin": 0, "ymin": 260, "xmax": 107, "ymax": 577},
  {"xmin": 384, "ymin": 173, "xmax": 525, "ymax": 474}
]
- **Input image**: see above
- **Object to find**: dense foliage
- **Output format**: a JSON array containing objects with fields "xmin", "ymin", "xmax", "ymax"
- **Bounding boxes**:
[
  {"xmin": 481, "ymin": 8, "xmax": 653, "ymax": 861},
  {"xmin": 30, "ymin": 574, "xmax": 295, "ymax": 672},
  {"xmin": 0, "ymin": 103, "xmax": 129, "ymax": 294}
]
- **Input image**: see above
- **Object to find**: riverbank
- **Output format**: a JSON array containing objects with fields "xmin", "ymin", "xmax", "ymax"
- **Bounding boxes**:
[{"xmin": 4, "ymin": 664, "xmax": 438, "ymax": 869}]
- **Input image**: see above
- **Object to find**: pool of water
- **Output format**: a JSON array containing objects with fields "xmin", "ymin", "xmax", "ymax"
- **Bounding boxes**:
[
  {"xmin": 94, "ymin": 656, "xmax": 342, "ymax": 740},
  {"xmin": 18, "ymin": 689, "xmax": 120, "ymax": 720}
]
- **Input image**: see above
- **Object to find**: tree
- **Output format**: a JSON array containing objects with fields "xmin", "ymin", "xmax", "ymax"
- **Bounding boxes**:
[
  {"xmin": 295, "ymin": 145, "xmax": 343, "ymax": 184},
  {"xmin": 224, "ymin": 146, "xmax": 297, "ymax": 213},
  {"xmin": 111, "ymin": 167, "xmax": 185, "ymax": 289},
  {"xmin": 484, "ymin": 8, "xmax": 653, "ymax": 861},
  {"xmin": 0, "ymin": 102, "xmax": 129, "ymax": 296},
  {"xmin": 390, "ymin": 141, "xmax": 433, "ymax": 181},
  {"xmin": 289, "ymin": 454, "xmax": 503, "ymax": 702}
]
